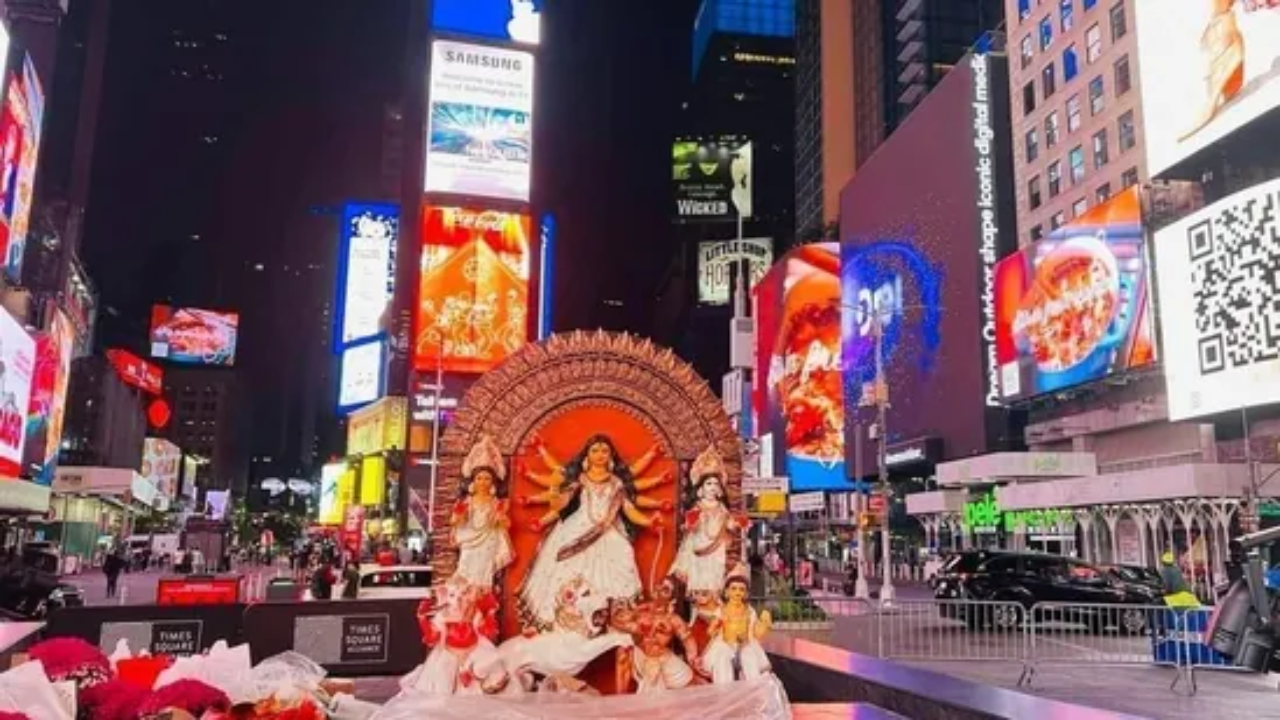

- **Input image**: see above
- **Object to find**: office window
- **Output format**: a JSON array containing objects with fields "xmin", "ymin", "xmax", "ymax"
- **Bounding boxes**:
[
  {"xmin": 1040, "ymin": 15, "xmax": 1053, "ymax": 50},
  {"xmin": 1064, "ymin": 44, "xmax": 1079, "ymax": 82},
  {"xmin": 1121, "ymin": 166, "xmax": 1139, "ymax": 188},
  {"xmin": 1051, "ymin": 211, "xmax": 1066, "ymax": 230},
  {"xmin": 1023, "ymin": 81, "xmax": 1037, "ymax": 115},
  {"xmin": 1048, "ymin": 161, "xmax": 1063, "ymax": 197},
  {"xmin": 1061, "ymin": 0, "xmax": 1074, "ymax": 31},
  {"xmin": 1089, "ymin": 75, "xmax": 1105, "ymax": 114},
  {"xmin": 1118, "ymin": 109, "xmax": 1136, "ymax": 150},
  {"xmin": 1086, "ymin": 23, "xmax": 1103, "ymax": 63},
  {"xmin": 1019, "ymin": 0, "xmax": 1032, "ymax": 21},
  {"xmin": 1021, "ymin": 34, "xmax": 1034, "ymax": 68},
  {"xmin": 1069, "ymin": 145, "xmax": 1086, "ymax": 183},
  {"xmin": 1026, "ymin": 127, "xmax": 1040, "ymax": 162},
  {"xmin": 1030, "ymin": 224, "xmax": 1044, "ymax": 241},
  {"xmin": 1114, "ymin": 54, "xmax": 1132, "ymax": 95},
  {"xmin": 1046, "ymin": 111, "xmax": 1061, "ymax": 147},
  {"xmin": 1029, "ymin": 175, "xmax": 1043, "ymax": 209},
  {"xmin": 1093, "ymin": 128, "xmax": 1109, "ymax": 167},
  {"xmin": 1073, "ymin": 198, "xmax": 1088, "ymax": 217},
  {"xmin": 1067, "ymin": 94, "xmax": 1082, "ymax": 131},
  {"xmin": 1110, "ymin": 2, "xmax": 1127, "ymax": 41},
  {"xmin": 1042, "ymin": 63, "xmax": 1057, "ymax": 97},
  {"xmin": 1084, "ymin": 0, "xmax": 1097, "ymax": 8},
  {"xmin": 1096, "ymin": 183, "xmax": 1112, "ymax": 202}
]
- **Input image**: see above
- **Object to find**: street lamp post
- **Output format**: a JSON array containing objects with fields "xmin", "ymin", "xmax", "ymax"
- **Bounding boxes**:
[{"xmin": 872, "ymin": 316, "xmax": 895, "ymax": 604}]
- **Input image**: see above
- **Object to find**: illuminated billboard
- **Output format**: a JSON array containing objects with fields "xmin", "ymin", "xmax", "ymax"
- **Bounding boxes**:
[
  {"xmin": 672, "ymin": 135, "xmax": 752, "ymax": 221},
  {"xmin": 338, "ymin": 336, "xmax": 387, "ymax": 413},
  {"xmin": 150, "ymin": 305, "xmax": 239, "ymax": 366},
  {"xmin": 425, "ymin": 40, "xmax": 534, "ymax": 203},
  {"xmin": 1156, "ymin": 177, "xmax": 1280, "ymax": 421},
  {"xmin": 415, "ymin": 205, "xmax": 531, "ymax": 374},
  {"xmin": 0, "ymin": 55, "xmax": 44, "ymax": 283},
  {"xmin": 0, "ymin": 307, "xmax": 34, "ymax": 479},
  {"xmin": 994, "ymin": 188, "xmax": 1156, "ymax": 401},
  {"xmin": 1136, "ymin": 1, "xmax": 1280, "ymax": 176},
  {"xmin": 336, "ymin": 203, "xmax": 398, "ymax": 347},
  {"xmin": 25, "ymin": 309, "xmax": 73, "ymax": 485},
  {"xmin": 142, "ymin": 438, "xmax": 181, "ymax": 503},
  {"xmin": 106, "ymin": 348, "xmax": 163, "ymax": 395},
  {"xmin": 432, "ymin": 0, "xmax": 542, "ymax": 46},
  {"xmin": 754, "ymin": 243, "xmax": 846, "ymax": 492},
  {"xmin": 318, "ymin": 463, "xmax": 347, "ymax": 525},
  {"xmin": 697, "ymin": 238, "xmax": 772, "ymax": 305}
]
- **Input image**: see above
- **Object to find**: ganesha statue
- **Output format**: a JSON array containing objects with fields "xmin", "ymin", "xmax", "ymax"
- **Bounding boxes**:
[
  {"xmin": 498, "ymin": 575, "xmax": 633, "ymax": 691},
  {"xmin": 452, "ymin": 435, "xmax": 516, "ymax": 589},
  {"xmin": 670, "ymin": 445, "xmax": 746, "ymax": 612},
  {"xmin": 405, "ymin": 575, "xmax": 519, "ymax": 696}
]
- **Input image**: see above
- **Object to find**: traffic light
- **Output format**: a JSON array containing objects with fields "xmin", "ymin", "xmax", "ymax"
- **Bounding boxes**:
[{"xmin": 858, "ymin": 512, "xmax": 878, "ymax": 529}]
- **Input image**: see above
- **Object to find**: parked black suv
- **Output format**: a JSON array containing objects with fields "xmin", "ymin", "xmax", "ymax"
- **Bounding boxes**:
[{"xmin": 933, "ymin": 550, "xmax": 1161, "ymax": 633}]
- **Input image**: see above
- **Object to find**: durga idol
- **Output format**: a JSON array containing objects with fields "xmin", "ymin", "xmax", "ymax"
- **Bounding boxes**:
[{"xmin": 518, "ymin": 434, "xmax": 672, "ymax": 629}]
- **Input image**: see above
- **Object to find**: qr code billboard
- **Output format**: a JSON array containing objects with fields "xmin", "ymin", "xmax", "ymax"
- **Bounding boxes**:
[{"xmin": 1156, "ymin": 177, "xmax": 1280, "ymax": 420}]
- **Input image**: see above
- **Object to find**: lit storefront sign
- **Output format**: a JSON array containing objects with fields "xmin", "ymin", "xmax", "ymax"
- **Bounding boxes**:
[{"xmin": 962, "ymin": 493, "xmax": 1070, "ymax": 533}]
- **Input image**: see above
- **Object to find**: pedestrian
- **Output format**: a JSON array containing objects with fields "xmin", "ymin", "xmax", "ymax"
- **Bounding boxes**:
[
  {"xmin": 310, "ymin": 555, "xmax": 337, "ymax": 601},
  {"xmin": 341, "ymin": 557, "xmax": 361, "ymax": 600},
  {"xmin": 103, "ymin": 551, "xmax": 123, "ymax": 599},
  {"xmin": 1159, "ymin": 551, "xmax": 1200, "ymax": 608}
]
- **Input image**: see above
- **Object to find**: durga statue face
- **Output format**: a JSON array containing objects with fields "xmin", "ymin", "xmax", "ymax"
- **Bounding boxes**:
[{"xmin": 517, "ymin": 433, "xmax": 672, "ymax": 631}]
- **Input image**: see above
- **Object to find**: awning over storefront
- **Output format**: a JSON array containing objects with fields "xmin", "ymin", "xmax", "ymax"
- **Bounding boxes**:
[
  {"xmin": 905, "ymin": 489, "xmax": 966, "ymax": 515},
  {"xmin": 994, "ymin": 462, "xmax": 1280, "ymax": 511},
  {"xmin": 937, "ymin": 451, "xmax": 1098, "ymax": 487},
  {"xmin": 54, "ymin": 467, "xmax": 160, "ymax": 509},
  {"xmin": 0, "ymin": 480, "xmax": 52, "ymax": 515}
]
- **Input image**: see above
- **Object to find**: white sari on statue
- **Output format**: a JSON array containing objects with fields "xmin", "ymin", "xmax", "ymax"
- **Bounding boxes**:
[
  {"xmin": 520, "ymin": 476, "xmax": 642, "ymax": 628},
  {"xmin": 453, "ymin": 500, "xmax": 514, "ymax": 588},
  {"xmin": 670, "ymin": 502, "xmax": 730, "ymax": 596}
]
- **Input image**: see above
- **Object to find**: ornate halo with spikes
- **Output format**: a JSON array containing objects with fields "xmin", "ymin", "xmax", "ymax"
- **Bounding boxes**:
[
  {"xmin": 690, "ymin": 444, "xmax": 727, "ymax": 482},
  {"xmin": 462, "ymin": 434, "xmax": 506, "ymax": 480}
]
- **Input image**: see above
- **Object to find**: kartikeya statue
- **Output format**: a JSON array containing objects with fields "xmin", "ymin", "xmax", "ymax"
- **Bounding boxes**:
[
  {"xmin": 702, "ymin": 563, "xmax": 772, "ymax": 684},
  {"xmin": 451, "ymin": 435, "xmax": 515, "ymax": 589},
  {"xmin": 518, "ymin": 434, "xmax": 672, "ymax": 629}
]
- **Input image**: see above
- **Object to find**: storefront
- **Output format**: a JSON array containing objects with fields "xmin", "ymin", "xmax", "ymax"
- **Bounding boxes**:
[
  {"xmin": 341, "ymin": 397, "xmax": 408, "ymax": 554},
  {"xmin": 34, "ymin": 467, "xmax": 161, "ymax": 565},
  {"xmin": 0, "ymin": 480, "xmax": 54, "ymax": 551}
]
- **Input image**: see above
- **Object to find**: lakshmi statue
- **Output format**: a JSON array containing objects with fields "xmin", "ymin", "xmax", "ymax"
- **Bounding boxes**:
[
  {"xmin": 702, "ymin": 563, "xmax": 772, "ymax": 684},
  {"xmin": 670, "ymin": 445, "xmax": 745, "ymax": 601},
  {"xmin": 518, "ymin": 433, "xmax": 671, "ymax": 629},
  {"xmin": 451, "ymin": 435, "xmax": 516, "ymax": 588},
  {"xmin": 610, "ymin": 574, "xmax": 700, "ymax": 693}
]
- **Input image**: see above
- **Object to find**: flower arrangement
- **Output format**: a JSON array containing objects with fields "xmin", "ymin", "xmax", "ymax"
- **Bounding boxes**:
[
  {"xmin": 26, "ymin": 637, "xmax": 112, "ymax": 689},
  {"xmin": 136, "ymin": 679, "xmax": 230, "ymax": 717},
  {"xmin": 208, "ymin": 698, "xmax": 327, "ymax": 720},
  {"xmin": 80, "ymin": 679, "xmax": 151, "ymax": 720}
]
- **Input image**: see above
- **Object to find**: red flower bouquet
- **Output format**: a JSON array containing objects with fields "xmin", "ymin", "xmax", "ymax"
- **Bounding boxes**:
[
  {"xmin": 136, "ymin": 679, "xmax": 230, "ymax": 717},
  {"xmin": 80, "ymin": 679, "xmax": 150, "ymax": 720},
  {"xmin": 209, "ymin": 698, "xmax": 326, "ymax": 720},
  {"xmin": 25, "ymin": 637, "xmax": 111, "ymax": 688}
]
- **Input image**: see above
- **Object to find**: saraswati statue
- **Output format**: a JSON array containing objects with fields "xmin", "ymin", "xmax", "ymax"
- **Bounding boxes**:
[
  {"xmin": 451, "ymin": 435, "xmax": 516, "ymax": 588},
  {"xmin": 518, "ymin": 433, "xmax": 672, "ymax": 629},
  {"xmin": 670, "ymin": 445, "xmax": 745, "ymax": 604}
]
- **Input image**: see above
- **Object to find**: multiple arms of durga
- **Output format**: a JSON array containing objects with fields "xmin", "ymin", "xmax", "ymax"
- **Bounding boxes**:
[{"xmin": 520, "ymin": 438, "xmax": 671, "ymax": 531}]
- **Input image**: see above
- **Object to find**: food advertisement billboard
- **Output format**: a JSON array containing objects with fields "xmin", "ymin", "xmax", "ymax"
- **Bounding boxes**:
[
  {"xmin": 697, "ymin": 238, "xmax": 772, "ymax": 305},
  {"xmin": 142, "ymin": 438, "xmax": 182, "ymax": 503},
  {"xmin": 0, "ymin": 55, "xmax": 44, "ymax": 283},
  {"xmin": 336, "ymin": 203, "xmax": 398, "ymax": 347},
  {"xmin": 1136, "ymin": 1, "xmax": 1280, "ymax": 177},
  {"xmin": 425, "ymin": 40, "xmax": 534, "ymax": 203},
  {"xmin": 753, "ymin": 243, "xmax": 847, "ymax": 492},
  {"xmin": 1156, "ymin": 176, "xmax": 1280, "ymax": 420},
  {"xmin": 150, "ymin": 306, "xmax": 239, "ymax": 366},
  {"xmin": 672, "ymin": 135, "xmax": 753, "ymax": 221},
  {"xmin": 24, "ymin": 309, "xmax": 73, "ymax": 484},
  {"xmin": 0, "ymin": 307, "xmax": 34, "ymax": 479},
  {"xmin": 994, "ymin": 188, "xmax": 1156, "ymax": 401},
  {"xmin": 839, "ymin": 51, "xmax": 1015, "ymax": 471},
  {"xmin": 415, "ymin": 206, "xmax": 531, "ymax": 374},
  {"xmin": 431, "ymin": 0, "xmax": 542, "ymax": 46},
  {"xmin": 338, "ymin": 337, "xmax": 387, "ymax": 413}
]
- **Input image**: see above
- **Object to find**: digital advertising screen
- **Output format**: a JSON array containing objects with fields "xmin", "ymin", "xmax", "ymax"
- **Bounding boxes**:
[
  {"xmin": 673, "ymin": 135, "xmax": 753, "ymax": 221},
  {"xmin": 1136, "ymin": 1, "xmax": 1280, "ymax": 176},
  {"xmin": 142, "ymin": 438, "xmax": 182, "ymax": 502},
  {"xmin": 336, "ymin": 203, "xmax": 399, "ymax": 348},
  {"xmin": 1156, "ymin": 176, "xmax": 1280, "ymax": 421},
  {"xmin": 994, "ymin": 188, "xmax": 1156, "ymax": 402},
  {"xmin": 24, "ymin": 308, "xmax": 73, "ymax": 485},
  {"xmin": 0, "ymin": 55, "xmax": 44, "ymax": 284},
  {"xmin": 754, "ymin": 243, "xmax": 847, "ymax": 492},
  {"xmin": 838, "ymin": 51, "xmax": 1015, "ymax": 471},
  {"xmin": 697, "ymin": 238, "xmax": 772, "ymax": 305},
  {"xmin": 339, "ymin": 337, "xmax": 387, "ymax": 413},
  {"xmin": 149, "ymin": 305, "xmax": 239, "ymax": 366},
  {"xmin": 318, "ymin": 463, "xmax": 346, "ymax": 526},
  {"xmin": 0, "ymin": 306, "xmax": 34, "ymax": 479},
  {"xmin": 425, "ymin": 40, "xmax": 534, "ymax": 203},
  {"xmin": 415, "ymin": 205, "xmax": 531, "ymax": 374},
  {"xmin": 432, "ymin": 0, "xmax": 542, "ymax": 46},
  {"xmin": 106, "ymin": 348, "xmax": 163, "ymax": 395}
]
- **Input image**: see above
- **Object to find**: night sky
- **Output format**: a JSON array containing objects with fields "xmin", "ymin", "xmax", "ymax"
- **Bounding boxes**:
[{"xmin": 69, "ymin": 0, "xmax": 703, "ymax": 471}]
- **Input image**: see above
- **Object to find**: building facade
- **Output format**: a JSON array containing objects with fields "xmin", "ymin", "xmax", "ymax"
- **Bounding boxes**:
[
  {"xmin": 1005, "ymin": 0, "xmax": 1144, "ymax": 244},
  {"xmin": 61, "ymin": 356, "xmax": 147, "ymax": 470}
]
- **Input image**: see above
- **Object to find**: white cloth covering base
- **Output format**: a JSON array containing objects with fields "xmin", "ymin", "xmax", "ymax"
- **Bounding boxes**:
[{"xmin": 370, "ymin": 674, "xmax": 792, "ymax": 720}]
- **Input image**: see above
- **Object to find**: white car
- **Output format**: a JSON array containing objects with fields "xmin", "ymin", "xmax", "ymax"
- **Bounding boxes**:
[{"xmin": 304, "ymin": 565, "xmax": 432, "ymax": 600}]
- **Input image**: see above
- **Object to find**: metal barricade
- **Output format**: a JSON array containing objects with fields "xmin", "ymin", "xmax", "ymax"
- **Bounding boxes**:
[
  {"xmin": 877, "ymin": 599, "xmax": 1031, "ymax": 670},
  {"xmin": 1022, "ymin": 602, "xmax": 1167, "ymax": 688}
]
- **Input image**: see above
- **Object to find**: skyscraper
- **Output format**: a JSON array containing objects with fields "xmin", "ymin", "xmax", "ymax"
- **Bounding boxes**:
[{"xmin": 794, "ymin": 0, "xmax": 1003, "ymax": 240}]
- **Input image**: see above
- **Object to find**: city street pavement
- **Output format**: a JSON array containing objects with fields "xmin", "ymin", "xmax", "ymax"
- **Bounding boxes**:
[{"xmin": 63, "ymin": 565, "xmax": 285, "ymax": 606}]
